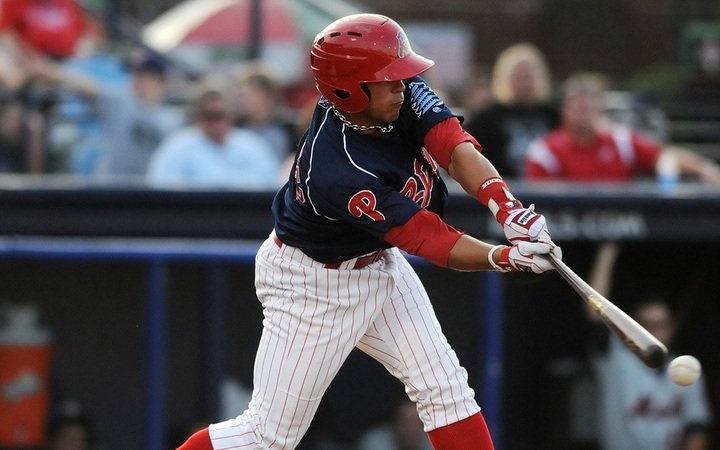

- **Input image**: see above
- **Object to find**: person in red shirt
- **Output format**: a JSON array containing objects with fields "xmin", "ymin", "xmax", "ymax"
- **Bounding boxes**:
[
  {"xmin": 524, "ymin": 72, "xmax": 720, "ymax": 183},
  {"xmin": 0, "ymin": 0, "xmax": 89, "ymax": 61}
]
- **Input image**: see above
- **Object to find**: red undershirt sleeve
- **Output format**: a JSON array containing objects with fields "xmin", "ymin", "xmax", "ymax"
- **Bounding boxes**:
[
  {"xmin": 383, "ymin": 209, "xmax": 464, "ymax": 267},
  {"xmin": 423, "ymin": 117, "xmax": 483, "ymax": 170}
]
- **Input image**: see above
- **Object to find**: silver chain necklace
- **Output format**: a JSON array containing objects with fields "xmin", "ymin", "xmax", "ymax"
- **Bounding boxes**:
[{"xmin": 332, "ymin": 107, "xmax": 393, "ymax": 133}]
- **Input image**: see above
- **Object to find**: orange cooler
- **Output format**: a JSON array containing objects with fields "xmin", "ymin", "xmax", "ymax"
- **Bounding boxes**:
[
  {"xmin": 0, "ymin": 344, "xmax": 52, "ymax": 447},
  {"xmin": 0, "ymin": 306, "xmax": 52, "ymax": 448}
]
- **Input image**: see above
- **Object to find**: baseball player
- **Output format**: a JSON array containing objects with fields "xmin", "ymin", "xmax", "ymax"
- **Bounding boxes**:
[{"xmin": 178, "ymin": 13, "xmax": 560, "ymax": 450}]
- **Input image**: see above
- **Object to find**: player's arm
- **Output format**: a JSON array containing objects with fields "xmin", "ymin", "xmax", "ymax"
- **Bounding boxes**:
[
  {"xmin": 630, "ymin": 131, "xmax": 720, "ymax": 182},
  {"xmin": 660, "ymin": 146, "xmax": 720, "ymax": 183},
  {"xmin": 384, "ymin": 209, "xmax": 555, "ymax": 273},
  {"xmin": 424, "ymin": 118, "xmax": 559, "ymax": 247},
  {"xmin": 0, "ymin": 3, "xmax": 29, "ymax": 89},
  {"xmin": 30, "ymin": 61, "xmax": 100, "ymax": 100},
  {"xmin": 317, "ymin": 164, "xmax": 553, "ymax": 272}
]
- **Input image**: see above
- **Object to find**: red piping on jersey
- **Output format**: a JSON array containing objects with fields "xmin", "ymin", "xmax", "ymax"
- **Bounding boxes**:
[
  {"xmin": 424, "ymin": 117, "xmax": 483, "ymax": 170},
  {"xmin": 384, "ymin": 209, "xmax": 463, "ymax": 267}
]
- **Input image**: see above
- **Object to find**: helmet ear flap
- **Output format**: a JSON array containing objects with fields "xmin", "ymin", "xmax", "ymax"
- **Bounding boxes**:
[
  {"xmin": 334, "ymin": 89, "xmax": 350, "ymax": 99},
  {"xmin": 315, "ymin": 79, "xmax": 369, "ymax": 113}
]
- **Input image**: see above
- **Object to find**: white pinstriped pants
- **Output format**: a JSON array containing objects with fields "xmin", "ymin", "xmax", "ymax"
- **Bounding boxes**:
[{"xmin": 208, "ymin": 236, "xmax": 480, "ymax": 449}]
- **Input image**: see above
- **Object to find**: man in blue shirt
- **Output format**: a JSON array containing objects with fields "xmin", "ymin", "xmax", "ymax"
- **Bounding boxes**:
[{"xmin": 147, "ymin": 88, "xmax": 282, "ymax": 189}]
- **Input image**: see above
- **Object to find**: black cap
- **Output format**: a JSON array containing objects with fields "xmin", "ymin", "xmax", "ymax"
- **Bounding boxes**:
[{"xmin": 126, "ymin": 50, "xmax": 168, "ymax": 76}]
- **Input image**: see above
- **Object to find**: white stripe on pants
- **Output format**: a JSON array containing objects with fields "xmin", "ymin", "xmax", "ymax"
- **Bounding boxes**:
[{"xmin": 209, "ymin": 236, "xmax": 480, "ymax": 449}]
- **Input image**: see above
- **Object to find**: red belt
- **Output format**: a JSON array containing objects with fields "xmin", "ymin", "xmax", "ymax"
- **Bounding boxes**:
[{"xmin": 271, "ymin": 232, "xmax": 382, "ymax": 269}]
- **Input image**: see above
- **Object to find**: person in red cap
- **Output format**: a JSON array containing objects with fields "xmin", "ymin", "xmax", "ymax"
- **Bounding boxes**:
[
  {"xmin": 178, "ymin": 13, "xmax": 560, "ymax": 450},
  {"xmin": 0, "ymin": 0, "xmax": 91, "ymax": 62}
]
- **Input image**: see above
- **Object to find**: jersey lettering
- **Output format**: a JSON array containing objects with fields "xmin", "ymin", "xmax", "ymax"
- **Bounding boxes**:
[
  {"xmin": 400, "ymin": 160, "xmax": 434, "ymax": 208},
  {"xmin": 348, "ymin": 190, "xmax": 386, "ymax": 222},
  {"xmin": 422, "ymin": 149, "xmax": 439, "ymax": 172},
  {"xmin": 294, "ymin": 143, "xmax": 307, "ymax": 203},
  {"xmin": 294, "ymin": 165, "xmax": 306, "ymax": 203}
]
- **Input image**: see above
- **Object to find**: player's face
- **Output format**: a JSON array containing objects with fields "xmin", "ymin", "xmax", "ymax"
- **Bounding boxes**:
[
  {"xmin": 509, "ymin": 59, "xmax": 539, "ymax": 103},
  {"xmin": 362, "ymin": 80, "xmax": 405, "ymax": 124},
  {"xmin": 635, "ymin": 303, "xmax": 675, "ymax": 345},
  {"xmin": 132, "ymin": 72, "xmax": 166, "ymax": 105},
  {"xmin": 197, "ymin": 97, "xmax": 232, "ymax": 144},
  {"xmin": 562, "ymin": 92, "xmax": 601, "ymax": 137}
]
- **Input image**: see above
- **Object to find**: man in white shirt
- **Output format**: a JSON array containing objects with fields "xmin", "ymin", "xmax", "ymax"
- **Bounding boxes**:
[{"xmin": 147, "ymin": 89, "xmax": 282, "ymax": 190}]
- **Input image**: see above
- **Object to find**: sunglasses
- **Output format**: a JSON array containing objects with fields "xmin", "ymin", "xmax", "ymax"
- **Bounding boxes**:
[{"xmin": 198, "ymin": 110, "xmax": 229, "ymax": 121}]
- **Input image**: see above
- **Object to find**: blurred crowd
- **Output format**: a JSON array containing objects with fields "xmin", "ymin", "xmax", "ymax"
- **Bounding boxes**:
[
  {"xmin": 0, "ymin": 0, "xmax": 311, "ymax": 188},
  {"xmin": 0, "ymin": 0, "xmax": 718, "ymax": 191}
]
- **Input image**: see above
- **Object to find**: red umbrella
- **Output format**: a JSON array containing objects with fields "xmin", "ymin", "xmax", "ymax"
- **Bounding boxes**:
[
  {"xmin": 142, "ymin": 0, "xmax": 348, "ymax": 51},
  {"xmin": 179, "ymin": 0, "xmax": 293, "ymax": 45},
  {"xmin": 142, "ymin": 0, "xmax": 362, "ymax": 82}
]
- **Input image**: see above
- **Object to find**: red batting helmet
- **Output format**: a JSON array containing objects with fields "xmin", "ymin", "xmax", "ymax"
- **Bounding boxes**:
[{"xmin": 310, "ymin": 14, "xmax": 434, "ymax": 113}]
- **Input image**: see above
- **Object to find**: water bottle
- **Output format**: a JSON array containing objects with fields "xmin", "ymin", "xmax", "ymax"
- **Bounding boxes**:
[{"xmin": 656, "ymin": 152, "xmax": 679, "ymax": 194}]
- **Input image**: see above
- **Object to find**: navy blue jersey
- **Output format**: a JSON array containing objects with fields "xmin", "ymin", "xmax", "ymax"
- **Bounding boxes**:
[{"xmin": 273, "ymin": 76, "xmax": 457, "ymax": 263}]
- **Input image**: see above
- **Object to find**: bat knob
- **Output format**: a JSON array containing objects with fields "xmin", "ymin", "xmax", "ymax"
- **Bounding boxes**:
[{"xmin": 644, "ymin": 345, "xmax": 669, "ymax": 369}]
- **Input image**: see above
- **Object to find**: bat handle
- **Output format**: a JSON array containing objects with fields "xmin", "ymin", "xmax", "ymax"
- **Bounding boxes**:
[
  {"xmin": 546, "ymin": 252, "xmax": 574, "ymax": 284},
  {"xmin": 547, "ymin": 252, "xmax": 562, "ymax": 268}
]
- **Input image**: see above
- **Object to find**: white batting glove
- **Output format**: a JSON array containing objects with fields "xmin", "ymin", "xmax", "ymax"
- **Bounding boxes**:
[
  {"xmin": 488, "ymin": 241, "xmax": 556, "ymax": 274},
  {"xmin": 502, "ymin": 203, "xmax": 548, "ymax": 243},
  {"xmin": 476, "ymin": 177, "xmax": 560, "ymax": 259},
  {"xmin": 502, "ymin": 204, "xmax": 562, "ymax": 259}
]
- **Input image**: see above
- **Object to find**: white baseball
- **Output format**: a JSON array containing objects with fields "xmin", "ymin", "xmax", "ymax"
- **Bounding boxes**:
[{"xmin": 668, "ymin": 355, "xmax": 702, "ymax": 386}]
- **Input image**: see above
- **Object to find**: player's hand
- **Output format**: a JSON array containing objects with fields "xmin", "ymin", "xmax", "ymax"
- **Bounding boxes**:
[
  {"xmin": 501, "ymin": 203, "xmax": 548, "ymax": 242},
  {"xmin": 500, "ymin": 203, "xmax": 562, "ymax": 258},
  {"xmin": 489, "ymin": 241, "xmax": 557, "ymax": 273}
]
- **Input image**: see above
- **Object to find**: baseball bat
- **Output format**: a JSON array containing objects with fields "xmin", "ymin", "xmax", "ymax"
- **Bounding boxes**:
[{"xmin": 547, "ymin": 253, "xmax": 668, "ymax": 369}]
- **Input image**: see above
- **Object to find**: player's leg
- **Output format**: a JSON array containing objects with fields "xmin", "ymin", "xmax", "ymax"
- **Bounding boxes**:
[
  {"xmin": 356, "ymin": 248, "xmax": 493, "ymax": 450},
  {"xmin": 200, "ymin": 238, "xmax": 392, "ymax": 449}
]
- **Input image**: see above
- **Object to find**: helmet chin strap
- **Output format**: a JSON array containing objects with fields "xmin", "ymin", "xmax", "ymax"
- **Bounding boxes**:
[{"xmin": 332, "ymin": 107, "xmax": 394, "ymax": 133}]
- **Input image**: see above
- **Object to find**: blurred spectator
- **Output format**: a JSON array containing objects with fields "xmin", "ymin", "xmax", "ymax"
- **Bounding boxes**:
[
  {"xmin": 147, "ymin": 88, "xmax": 282, "ymax": 189},
  {"xmin": 355, "ymin": 399, "xmax": 432, "ymax": 450},
  {"xmin": 94, "ymin": 50, "xmax": 186, "ymax": 177},
  {"xmin": 47, "ymin": 49, "xmax": 186, "ymax": 177},
  {"xmin": 464, "ymin": 42, "xmax": 559, "ymax": 178},
  {"xmin": 0, "ymin": 0, "xmax": 97, "ymax": 89},
  {"xmin": 602, "ymin": 90, "xmax": 669, "ymax": 144},
  {"xmin": 524, "ymin": 72, "xmax": 720, "ymax": 182},
  {"xmin": 232, "ymin": 64, "xmax": 301, "ymax": 163},
  {"xmin": 0, "ymin": 0, "xmax": 92, "ymax": 61},
  {"xmin": 0, "ymin": 20, "xmax": 120, "ymax": 174},
  {"xmin": 580, "ymin": 243, "xmax": 712, "ymax": 450},
  {"xmin": 45, "ymin": 399, "xmax": 96, "ymax": 450},
  {"xmin": 48, "ymin": 45, "xmax": 129, "ymax": 174}
]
